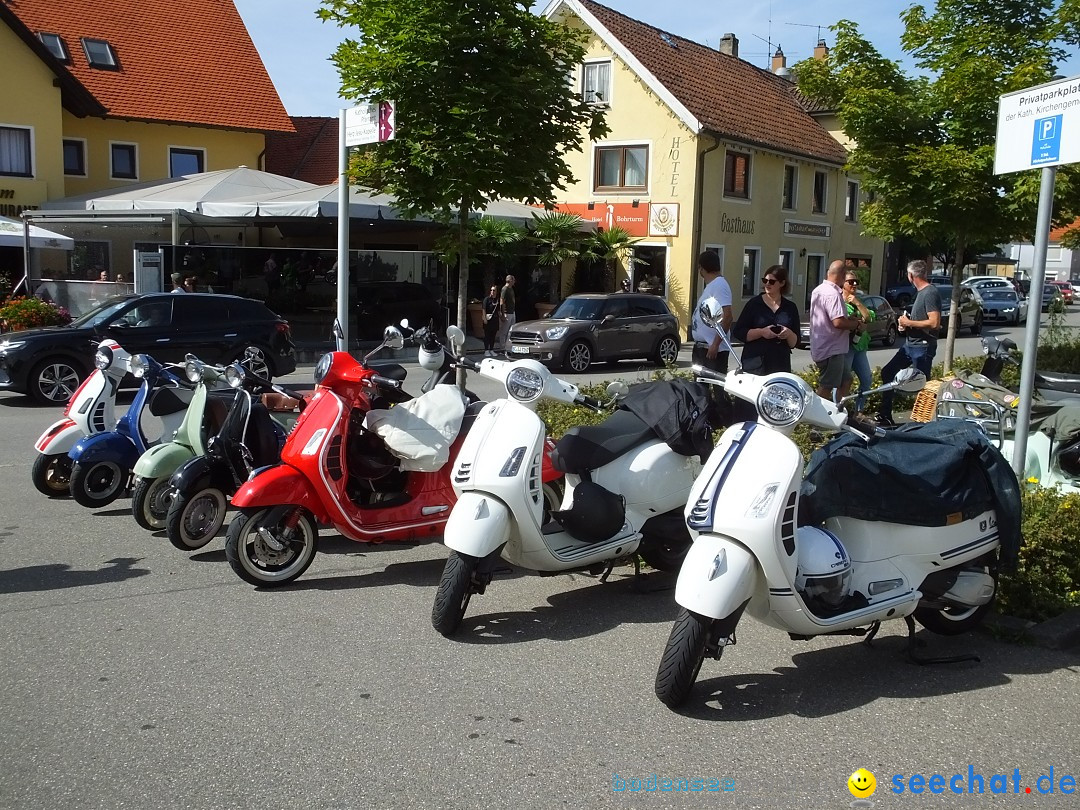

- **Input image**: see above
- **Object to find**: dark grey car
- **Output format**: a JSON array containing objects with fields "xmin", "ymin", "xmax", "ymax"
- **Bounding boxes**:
[{"xmin": 507, "ymin": 293, "xmax": 681, "ymax": 372}]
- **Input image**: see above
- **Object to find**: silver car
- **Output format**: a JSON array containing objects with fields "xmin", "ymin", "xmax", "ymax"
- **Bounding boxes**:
[{"xmin": 974, "ymin": 287, "xmax": 1027, "ymax": 325}]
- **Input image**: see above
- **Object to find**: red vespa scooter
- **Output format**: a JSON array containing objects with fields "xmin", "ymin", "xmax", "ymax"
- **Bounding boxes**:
[{"xmin": 224, "ymin": 325, "xmax": 562, "ymax": 587}]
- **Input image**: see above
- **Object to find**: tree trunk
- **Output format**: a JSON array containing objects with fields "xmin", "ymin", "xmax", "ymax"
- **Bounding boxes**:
[
  {"xmin": 941, "ymin": 238, "xmax": 965, "ymax": 373},
  {"xmin": 456, "ymin": 203, "xmax": 470, "ymax": 389}
]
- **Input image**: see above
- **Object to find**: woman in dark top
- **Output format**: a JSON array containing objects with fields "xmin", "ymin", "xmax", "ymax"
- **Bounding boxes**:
[
  {"xmin": 732, "ymin": 265, "xmax": 800, "ymax": 374},
  {"xmin": 482, "ymin": 285, "xmax": 501, "ymax": 357}
]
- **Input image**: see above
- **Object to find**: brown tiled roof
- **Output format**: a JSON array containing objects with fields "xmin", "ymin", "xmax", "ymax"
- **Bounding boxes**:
[
  {"xmin": 266, "ymin": 117, "xmax": 339, "ymax": 184},
  {"xmin": 6, "ymin": 0, "xmax": 293, "ymax": 132},
  {"xmin": 580, "ymin": 0, "xmax": 848, "ymax": 165},
  {"xmin": 1050, "ymin": 217, "xmax": 1079, "ymax": 243}
]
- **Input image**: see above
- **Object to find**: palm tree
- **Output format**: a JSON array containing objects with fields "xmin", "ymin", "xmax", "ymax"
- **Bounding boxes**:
[
  {"xmin": 529, "ymin": 211, "xmax": 587, "ymax": 267},
  {"xmin": 583, "ymin": 225, "xmax": 643, "ymax": 291}
]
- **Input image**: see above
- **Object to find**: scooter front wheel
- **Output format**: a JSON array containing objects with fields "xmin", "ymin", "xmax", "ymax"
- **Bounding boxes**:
[
  {"xmin": 432, "ymin": 551, "xmax": 479, "ymax": 636},
  {"xmin": 32, "ymin": 453, "xmax": 73, "ymax": 498},
  {"xmin": 70, "ymin": 460, "xmax": 127, "ymax": 508},
  {"xmin": 131, "ymin": 476, "xmax": 174, "ymax": 531},
  {"xmin": 654, "ymin": 608, "xmax": 713, "ymax": 709},
  {"xmin": 225, "ymin": 507, "xmax": 318, "ymax": 587},
  {"xmin": 166, "ymin": 487, "xmax": 227, "ymax": 551}
]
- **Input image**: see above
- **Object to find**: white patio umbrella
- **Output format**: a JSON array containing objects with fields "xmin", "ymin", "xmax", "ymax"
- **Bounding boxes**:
[{"xmin": 0, "ymin": 214, "xmax": 74, "ymax": 249}]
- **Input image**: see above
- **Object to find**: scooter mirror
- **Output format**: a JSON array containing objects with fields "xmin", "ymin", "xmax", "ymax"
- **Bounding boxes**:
[
  {"xmin": 606, "ymin": 380, "xmax": 629, "ymax": 400},
  {"xmin": 893, "ymin": 368, "xmax": 927, "ymax": 393},
  {"xmin": 697, "ymin": 302, "xmax": 718, "ymax": 329},
  {"xmin": 446, "ymin": 325, "xmax": 466, "ymax": 353},
  {"xmin": 697, "ymin": 302, "xmax": 740, "ymax": 370},
  {"xmin": 382, "ymin": 326, "xmax": 405, "ymax": 350},
  {"xmin": 399, "ymin": 318, "xmax": 411, "ymax": 331}
]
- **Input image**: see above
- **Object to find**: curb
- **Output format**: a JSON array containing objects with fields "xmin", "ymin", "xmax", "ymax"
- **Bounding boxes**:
[{"xmin": 982, "ymin": 607, "xmax": 1080, "ymax": 650}]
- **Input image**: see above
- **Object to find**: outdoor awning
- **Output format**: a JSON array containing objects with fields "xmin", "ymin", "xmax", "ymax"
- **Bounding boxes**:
[{"xmin": 0, "ymin": 214, "xmax": 74, "ymax": 250}]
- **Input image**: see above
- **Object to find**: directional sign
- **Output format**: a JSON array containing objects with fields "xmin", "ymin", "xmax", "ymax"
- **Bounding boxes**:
[
  {"xmin": 994, "ymin": 74, "xmax": 1080, "ymax": 174},
  {"xmin": 344, "ymin": 101, "xmax": 396, "ymax": 147}
]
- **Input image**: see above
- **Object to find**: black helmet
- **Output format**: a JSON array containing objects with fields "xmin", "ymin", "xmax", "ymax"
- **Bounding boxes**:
[{"xmin": 552, "ymin": 481, "xmax": 625, "ymax": 543}]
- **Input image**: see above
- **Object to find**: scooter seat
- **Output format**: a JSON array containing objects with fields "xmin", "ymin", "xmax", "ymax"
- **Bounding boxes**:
[
  {"xmin": 148, "ymin": 386, "xmax": 194, "ymax": 417},
  {"xmin": 1035, "ymin": 370, "xmax": 1080, "ymax": 394},
  {"xmin": 368, "ymin": 361, "xmax": 407, "ymax": 383},
  {"xmin": 551, "ymin": 408, "xmax": 655, "ymax": 475}
]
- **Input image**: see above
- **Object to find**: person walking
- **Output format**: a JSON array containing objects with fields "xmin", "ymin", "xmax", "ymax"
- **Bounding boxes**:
[
  {"xmin": 497, "ymin": 274, "xmax": 516, "ymax": 354},
  {"xmin": 482, "ymin": 285, "xmax": 501, "ymax": 357},
  {"xmin": 170, "ymin": 272, "xmax": 186, "ymax": 293},
  {"xmin": 876, "ymin": 260, "xmax": 942, "ymax": 426},
  {"xmin": 690, "ymin": 250, "xmax": 733, "ymax": 372},
  {"xmin": 809, "ymin": 259, "xmax": 861, "ymax": 400},
  {"xmin": 843, "ymin": 271, "xmax": 876, "ymax": 418},
  {"xmin": 731, "ymin": 264, "xmax": 800, "ymax": 374}
]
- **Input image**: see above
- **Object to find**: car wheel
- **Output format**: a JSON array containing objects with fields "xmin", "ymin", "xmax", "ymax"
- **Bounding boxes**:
[
  {"xmin": 652, "ymin": 335, "xmax": 680, "ymax": 367},
  {"xmin": 237, "ymin": 346, "xmax": 274, "ymax": 380},
  {"xmin": 971, "ymin": 312, "xmax": 983, "ymax": 335},
  {"xmin": 882, "ymin": 323, "xmax": 898, "ymax": 347},
  {"xmin": 29, "ymin": 357, "xmax": 85, "ymax": 405},
  {"xmin": 562, "ymin": 340, "xmax": 592, "ymax": 373}
]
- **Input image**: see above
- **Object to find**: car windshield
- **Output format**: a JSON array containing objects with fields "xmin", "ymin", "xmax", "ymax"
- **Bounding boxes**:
[
  {"xmin": 1044, "ymin": 286, "xmax": 1056, "ymax": 296},
  {"xmin": 981, "ymin": 290, "xmax": 1017, "ymax": 302},
  {"xmin": 550, "ymin": 298, "xmax": 605, "ymax": 320},
  {"xmin": 934, "ymin": 286, "xmax": 953, "ymax": 306},
  {"xmin": 68, "ymin": 297, "xmax": 131, "ymax": 328}
]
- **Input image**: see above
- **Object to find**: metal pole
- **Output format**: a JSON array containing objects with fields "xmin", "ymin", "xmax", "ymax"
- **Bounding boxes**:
[
  {"xmin": 336, "ymin": 108, "xmax": 350, "ymax": 353},
  {"xmin": 14, "ymin": 215, "xmax": 31, "ymax": 295},
  {"xmin": 1011, "ymin": 165, "xmax": 1057, "ymax": 479}
]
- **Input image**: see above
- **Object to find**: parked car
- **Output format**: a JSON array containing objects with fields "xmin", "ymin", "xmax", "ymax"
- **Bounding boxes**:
[
  {"xmin": 884, "ymin": 275, "xmax": 951, "ymax": 307},
  {"xmin": 0, "ymin": 293, "xmax": 296, "ymax": 405},
  {"xmin": 974, "ymin": 287, "xmax": 1027, "ymax": 325},
  {"xmin": 1042, "ymin": 283, "xmax": 1066, "ymax": 313},
  {"xmin": 353, "ymin": 281, "xmax": 445, "ymax": 340},
  {"xmin": 507, "ymin": 292, "xmax": 681, "ymax": 372},
  {"xmin": 964, "ymin": 278, "xmax": 1011, "ymax": 292},
  {"xmin": 799, "ymin": 293, "xmax": 899, "ymax": 348},
  {"xmin": 1050, "ymin": 280, "xmax": 1074, "ymax": 305},
  {"xmin": 935, "ymin": 284, "xmax": 983, "ymax": 336}
]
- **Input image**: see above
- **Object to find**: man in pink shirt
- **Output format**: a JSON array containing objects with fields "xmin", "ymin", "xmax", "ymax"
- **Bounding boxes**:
[{"xmin": 809, "ymin": 259, "xmax": 861, "ymax": 399}]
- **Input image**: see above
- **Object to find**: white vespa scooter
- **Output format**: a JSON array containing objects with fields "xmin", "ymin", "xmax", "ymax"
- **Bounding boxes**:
[
  {"xmin": 432, "ymin": 355, "xmax": 708, "ymax": 636},
  {"xmin": 31, "ymin": 339, "xmax": 131, "ymax": 497},
  {"xmin": 654, "ymin": 306, "xmax": 1019, "ymax": 709}
]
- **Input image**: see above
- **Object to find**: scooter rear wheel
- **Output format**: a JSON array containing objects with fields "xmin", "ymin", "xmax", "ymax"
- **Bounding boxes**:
[
  {"xmin": 131, "ymin": 476, "xmax": 174, "ymax": 531},
  {"xmin": 913, "ymin": 600, "xmax": 994, "ymax": 635},
  {"xmin": 32, "ymin": 453, "xmax": 73, "ymax": 498},
  {"xmin": 70, "ymin": 460, "xmax": 127, "ymax": 508},
  {"xmin": 225, "ymin": 507, "xmax": 318, "ymax": 587},
  {"xmin": 166, "ymin": 487, "xmax": 228, "ymax": 551},
  {"xmin": 431, "ymin": 551, "xmax": 479, "ymax": 636},
  {"xmin": 654, "ymin": 608, "xmax": 712, "ymax": 708}
]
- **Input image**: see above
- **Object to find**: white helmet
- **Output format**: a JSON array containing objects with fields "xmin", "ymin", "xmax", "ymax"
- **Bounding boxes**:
[
  {"xmin": 418, "ymin": 343, "xmax": 444, "ymax": 371},
  {"xmin": 794, "ymin": 527, "xmax": 851, "ymax": 608}
]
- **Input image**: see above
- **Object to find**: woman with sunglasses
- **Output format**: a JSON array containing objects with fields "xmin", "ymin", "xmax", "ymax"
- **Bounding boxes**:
[
  {"xmin": 732, "ymin": 265, "xmax": 800, "ymax": 374},
  {"xmin": 843, "ymin": 273, "xmax": 875, "ymax": 416},
  {"xmin": 481, "ymin": 285, "xmax": 501, "ymax": 357}
]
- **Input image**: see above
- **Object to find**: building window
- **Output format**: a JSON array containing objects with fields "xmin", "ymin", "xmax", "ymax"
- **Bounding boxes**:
[
  {"xmin": 846, "ymin": 180, "xmax": 859, "ymax": 222},
  {"xmin": 169, "ymin": 148, "xmax": 205, "ymax": 177},
  {"xmin": 813, "ymin": 170, "xmax": 828, "ymax": 214},
  {"xmin": 63, "ymin": 140, "xmax": 86, "ymax": 176},
  {"xmin": 595, "ymin": 145, "xmax": 647, "ymax": 191},
  {"xmin": 37, "ymin": 32, "xmax": 69, "ymax": 61},
  {"xmin": 82, "ymin": 38, "xmax": 118, "ymax": 70},
  {"xmin": 582, "ymin": 60, "xmax": 611, "ymax": 104},
  {"xmin": 724, "ymin": 151, "xmax": 751, "ymax": 199},
  {"xmin": 742, "ymin": 247, "xmax": 760, "ymax": 297},
  {"xmin": 111, "ymin": 143, "xmax": 138, "ymax": 179},
  {"xmin": 778, "ymin": 249, "xmax": 794, "ymax": 274},
  {"xmin": 782, "ymin": 165, "xmax": 797, "ymax": 210},
  {"xmin": 0, "ymin": 126, "xmax": 32, "ymax": 177}
]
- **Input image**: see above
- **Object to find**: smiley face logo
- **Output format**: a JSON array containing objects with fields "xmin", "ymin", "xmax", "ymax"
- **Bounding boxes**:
[{"xmin": 848, "ymin": 768, "xmax": 876, "ymax": 798}]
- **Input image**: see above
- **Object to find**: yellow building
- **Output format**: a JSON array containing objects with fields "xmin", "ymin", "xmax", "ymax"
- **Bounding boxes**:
[
  {"xmin": 0, "ymin": 0, "xmax": 293, "ymax": 279},
  {"xmin": 543, "ymin": 0, "xmax": 884, "ymax": 330}
]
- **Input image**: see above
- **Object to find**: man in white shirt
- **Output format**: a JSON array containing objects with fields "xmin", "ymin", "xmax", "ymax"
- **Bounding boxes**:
[{"xmin": 691, "ymin": 250, "xmax": 733, "ymax": 372}]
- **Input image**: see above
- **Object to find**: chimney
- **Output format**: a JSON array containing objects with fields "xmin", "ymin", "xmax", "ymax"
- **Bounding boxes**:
[
  {"xmin": 813, "ymin": 38, "xmax": 829, "ymax": 61},
  {"xmin": 719, "ymin": 33, "xmax": 739, "ymax": 58},
  {"xmin": 771, "ymin": 45, "xmax": 786, "ymax": 72}
]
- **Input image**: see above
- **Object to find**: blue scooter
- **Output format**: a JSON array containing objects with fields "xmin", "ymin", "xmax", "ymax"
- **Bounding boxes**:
[{"xmin": 68, "ymin": 353, "xmax": 192, "ymax": 508}]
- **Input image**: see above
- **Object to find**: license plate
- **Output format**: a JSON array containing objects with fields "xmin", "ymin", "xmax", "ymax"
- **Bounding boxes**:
[{"xmin": 510, "ymin": 345, "xmax": 529, "ymax": 354}]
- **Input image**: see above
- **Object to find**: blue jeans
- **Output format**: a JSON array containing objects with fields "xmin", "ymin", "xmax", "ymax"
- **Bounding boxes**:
[
  {"xmin": 847, "ymin": 346, "xmax": 873, "ymax": 413},
  {"xmin": 878, "ymin": 340, "xmax": 936, "ymax": 418}
]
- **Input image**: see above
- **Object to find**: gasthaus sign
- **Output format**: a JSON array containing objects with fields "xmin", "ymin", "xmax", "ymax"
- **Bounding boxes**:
[{"xmin": 994, "ymin": 74, "xmax": 1080, "ymax": 175}]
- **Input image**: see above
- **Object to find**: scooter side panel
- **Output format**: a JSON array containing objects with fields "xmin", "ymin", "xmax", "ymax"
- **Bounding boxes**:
[
  {"xmin": 69, "ymin": 432, "xmax": 140, "ymax": 469},
  {"xmin": 133, "ymin": 442, "xmax": 195, "ymax": 479},
  {"xmin": 35, "ymin": 419, "xmax": 80, "ymax": 454},
  {"xmin": 674, "ymin": 534, "xmax": 761, "ymax": 620},
  {"xmin": 593, "ymin": 439, "xmax": 701, "ymax": 517},
  {"xmin": 231, "ymin": 464, "xmax": 326, "ymax": 522},
  {"xmin": 442, "ymin": 492, "xmax": 511, "ymax": 558}
]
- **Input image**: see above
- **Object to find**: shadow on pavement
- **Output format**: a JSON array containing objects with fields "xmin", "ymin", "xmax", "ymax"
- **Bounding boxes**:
[{"xmin": 0, "ymin": 557, "xmax": 149, "ymax": 594}]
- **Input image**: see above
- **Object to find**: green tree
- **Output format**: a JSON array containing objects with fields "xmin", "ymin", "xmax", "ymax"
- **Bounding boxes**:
[
  {"xmin": 583, "ymin": 225, "xmax": 643, "ymax": 291},
  {"xmin": 796, "ymin": 0, "xmax": 1080, "ymax": 370},
  {"xmin": 318, "ymin": 0, "xmax": 608, "ymax": 339},
  {"xmin": 435, "ymin": 216, "xmax": 526, "ymax": 293}
]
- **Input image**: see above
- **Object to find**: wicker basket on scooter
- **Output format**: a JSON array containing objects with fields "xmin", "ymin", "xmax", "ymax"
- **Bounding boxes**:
[{"xmin": 909, "ymin": 378, "xmax": 944, "ymax": 423}]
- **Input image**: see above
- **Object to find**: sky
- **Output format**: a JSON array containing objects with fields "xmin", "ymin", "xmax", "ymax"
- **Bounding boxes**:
[{"xmin": 232, "ymin": 0, "xmax": 1080, "ymax": 117}]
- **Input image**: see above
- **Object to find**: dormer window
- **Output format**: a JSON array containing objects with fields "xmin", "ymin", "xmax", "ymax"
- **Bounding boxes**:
[
  {"xmin": 37, "ymin": 32, "xmax": 69, "ymax": 62},
  {"xmin": 82, "ymin": 38, "xmax": 119, "ymax": 70},
  {"xmin": 582, "ymin": 60, "xmax": 611, "ymax": 105}
]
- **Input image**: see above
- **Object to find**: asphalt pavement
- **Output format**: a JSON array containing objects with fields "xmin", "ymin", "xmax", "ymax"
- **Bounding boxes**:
[{"xmin": 1, "ymin": 308, "xmax": 1078, "ymax": 809}]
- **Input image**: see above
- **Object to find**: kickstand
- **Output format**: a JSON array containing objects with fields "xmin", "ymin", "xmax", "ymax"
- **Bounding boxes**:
[
  {"xmin": 598, "ymin": 560, "xmax": 617, "ymax": 583},
  {"xmin": 904, "ymin": 615, "xmax": 980, "ymax": 665},
  {"xmin": 861, "ymin": 621, "xmax": 882, "ymax": 647}
]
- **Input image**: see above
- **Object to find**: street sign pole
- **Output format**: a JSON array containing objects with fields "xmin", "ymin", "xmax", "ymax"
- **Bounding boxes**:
[{"xmin": 336, "ymin": 107, "xmax": 350, "ymax": 353}]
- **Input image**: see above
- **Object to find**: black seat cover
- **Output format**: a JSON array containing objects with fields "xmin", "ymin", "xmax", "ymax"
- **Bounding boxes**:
[
  {"xmin": 1035, "ymin": 369, "xmax": 1080, "ymax": 393},
  {"xmin": 202, "ymin": 390, "xmax": 234, "ymax": 438},
  {"xmin": 368, "ymin": 361, "xmax": 407, "ymax": 382},
  {"xmin": 148, "ymin": 386, "xmax": 193, "ymax": 417},
  {"xmin": 551, "ymin": 408, "xmax": 655, "ymax": 475}
]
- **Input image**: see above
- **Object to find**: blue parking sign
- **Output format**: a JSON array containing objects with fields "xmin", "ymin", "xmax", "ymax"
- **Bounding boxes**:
[{"xmin": 1031, "ymin": 115, "xmax": 1063, "ymax": 165}]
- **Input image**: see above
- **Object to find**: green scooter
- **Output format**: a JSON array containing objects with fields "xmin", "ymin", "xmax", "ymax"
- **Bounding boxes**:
[{"xmin": 129, "ymin": 356, "xmax": 233, "ymax": 530}]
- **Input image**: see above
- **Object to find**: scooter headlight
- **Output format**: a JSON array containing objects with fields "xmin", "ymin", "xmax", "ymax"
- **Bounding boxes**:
[
  {"xmin": 130, "ymin": 354, "xmax": 149, "ymax": 379},
  {"xmin": 225, "ymin": 363, "xmax": 246, "ymax": 389},
  {"xmin": 185, "ymin": 358, "xmax": 205, "ymax": 383},
  {"xmin": 315, "ymin": 353, "xmax": 332, "ymax": 385},
  {"xmin": 94, "ymin": 345, "xmax": 114, "ymax": 370},
  {"xmin": 757, "ymin": 379, "xmax": 807, "ymax": 426},
  {"xmin": 506, "ymin": 366, "xmax": 544, "ymax": 403}
]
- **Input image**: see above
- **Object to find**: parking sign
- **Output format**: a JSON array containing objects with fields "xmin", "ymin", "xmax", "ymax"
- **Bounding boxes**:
[{"xmin": 994, "ymin": 74, "xmax": 1080, "ymax": 174}]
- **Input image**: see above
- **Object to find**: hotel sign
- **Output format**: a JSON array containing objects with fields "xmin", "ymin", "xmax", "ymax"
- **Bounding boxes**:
[
  {"xmin": 557, "ymin": 203, "xmax": 649, "ymax": 236},
  {"xmin": 784, "ymin": 221, "xmax": 831, "ymax": 238}
]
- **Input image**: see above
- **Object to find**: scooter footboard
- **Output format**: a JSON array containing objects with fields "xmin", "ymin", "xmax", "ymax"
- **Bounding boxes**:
[
  {"xmin": 443, "ymin": 492, "xmax": 511, "ymax": 558},
  {"xmin": 675, "ymin": 535, "xmax": 760, "ymax": 621}
]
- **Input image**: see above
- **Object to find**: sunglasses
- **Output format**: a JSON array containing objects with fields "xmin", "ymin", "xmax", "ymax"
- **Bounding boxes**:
[
  {"xmin": 844, "ymin": 279, "xmax": 858, "ymax": 286},
  {"xmin": 762, "ymin": 277, "xmax": 779, "ymax": 286}
]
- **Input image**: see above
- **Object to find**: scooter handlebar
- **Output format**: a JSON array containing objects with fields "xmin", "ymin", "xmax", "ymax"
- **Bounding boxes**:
[
  {"xmin": 691, "ymin": 364, "xmax": 727, "ymax": 385},
  {"xmin": 577, "ymin": 394, "xmax": 605, "ymax": 411},
  {"xmin": 370, "ymin": 373, "xmax": 403, "ymax": 391},
  {"xmin": 456, "ymin": 356, "xmax": 482, "ymax": 372}
]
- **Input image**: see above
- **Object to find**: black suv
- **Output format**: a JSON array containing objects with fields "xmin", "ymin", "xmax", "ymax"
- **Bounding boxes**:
[
  {"xmin": 0, "ymin": 293, "xmax": 296, "ymax": 404},
  {"xmin": 354, "ymin": 281, "xmax": 445, "ymax": 339},
  {"xmin": 508, "ymin": 293, "xmax": 681, "ymax": 372}
]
